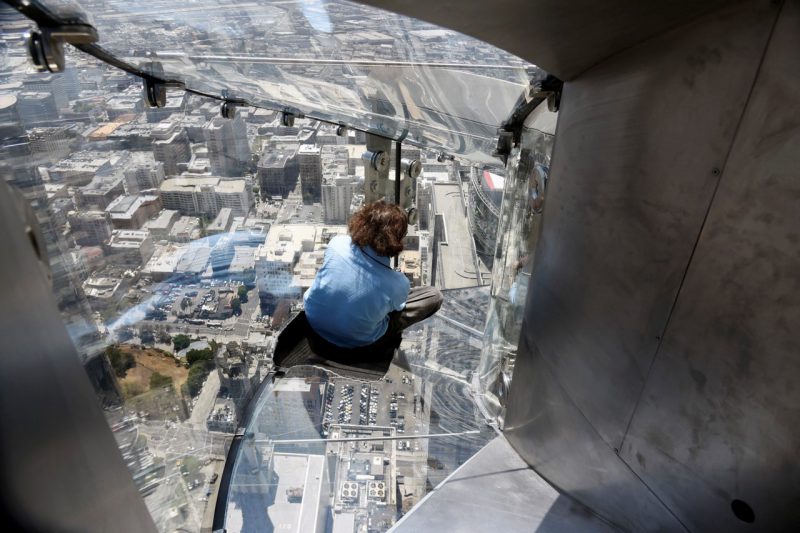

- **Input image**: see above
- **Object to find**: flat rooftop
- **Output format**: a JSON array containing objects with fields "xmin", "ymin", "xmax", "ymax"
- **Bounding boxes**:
[{"xmin": 432, "ymin": 182, "xmax": 488, "ymax": 289}]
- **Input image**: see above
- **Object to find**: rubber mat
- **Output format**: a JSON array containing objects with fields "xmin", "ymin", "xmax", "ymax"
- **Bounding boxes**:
[{"xmin": 273, "ymin": 312, "xmax": 399, "ymax": 380}]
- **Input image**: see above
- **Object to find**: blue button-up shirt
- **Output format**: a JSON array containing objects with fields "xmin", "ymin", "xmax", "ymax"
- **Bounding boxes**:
[{"xmin": 304, "ymin": 235, "xmax": 410, "ymax": 348}]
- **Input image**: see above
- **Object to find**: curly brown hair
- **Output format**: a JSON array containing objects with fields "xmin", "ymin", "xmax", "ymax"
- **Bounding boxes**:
[{"xmin": 348, "ymin": 200, "xmax": 408, "ymax": 257}]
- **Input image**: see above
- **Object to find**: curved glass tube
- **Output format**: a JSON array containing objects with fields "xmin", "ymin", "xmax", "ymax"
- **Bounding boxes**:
[
  {"xmin": 31, "ymin": 0, "xmax": 539, "ymax": 165},
  {"xmin": 1, "ymin": 3, "xmax": 545, "ymax": 530},
  {"xmin": 224, "ymin": 311, "xmax": 495, "ymax": 532},
  {"xmin": 475, "ymin": 125, "xmax": 554, "ymax": 425}
]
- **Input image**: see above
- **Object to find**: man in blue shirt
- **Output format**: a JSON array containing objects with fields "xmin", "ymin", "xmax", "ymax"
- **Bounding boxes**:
[{"xmin": 304, "ymin": 200, "xmax": 442, "ymax": 348}]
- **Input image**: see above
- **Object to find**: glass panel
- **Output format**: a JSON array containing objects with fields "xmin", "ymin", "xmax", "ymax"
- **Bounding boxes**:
[
  {"xmin": 1, "ymin": 7, "xmax": 509, "ymax": 529},
  {"xmin": 225, "ymin": 305, "xmax": 495, "ymax": 532},
  {"xmin": 2, "ymin": 2, "xmax": 552, "ymax": 529},
  {"xmin": 34, "ymin": 0, "xmax": 540, "ymax": 165},
  {"xmin": 475, "ymin": 124, "xmax": 555, "ymax": 425}
]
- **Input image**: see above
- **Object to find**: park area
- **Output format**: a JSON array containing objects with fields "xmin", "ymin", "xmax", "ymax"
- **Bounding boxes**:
[{"xmin": 107, "ymin": 345, "xmax": 191, "ymax": 420}]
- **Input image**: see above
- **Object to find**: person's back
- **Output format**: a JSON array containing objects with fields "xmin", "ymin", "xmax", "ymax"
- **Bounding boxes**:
[
  {"xmin": 304, "ymin": 234, "xmax": 409, "ymax": 347},
  {"xmin": 303, "ymin": 200, "xmax": 442, "ymax": 348}
]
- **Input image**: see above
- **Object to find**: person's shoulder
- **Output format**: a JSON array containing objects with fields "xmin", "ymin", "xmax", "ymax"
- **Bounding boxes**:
[
  {"xmin": 327, "ymin": 234, "xmax": 352, "ymax": 253},
  {"xmin": 329, "ymin": 234, "xmax": 351, "ymax": 246},
  {"xmin": 391, "ymin": 270, "xmax": 410, "ymax": 290}
]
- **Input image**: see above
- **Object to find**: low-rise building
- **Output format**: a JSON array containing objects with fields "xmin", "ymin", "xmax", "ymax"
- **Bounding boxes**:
[
  {"xmin": 104, "ymin": 229, "xmax": 154, "ymax": 267},
  {"xmin": 207, "ymin": 207, "xmax": 234, "ymax": 235},
  {"xmin": 143, "ymin": 209, "xmax": 180, "ymax": 240},
  {"xmin": 168, "ymin": 216, "xmax": 201, "ymax": 243},
  {"xmin": 82, "ymin": 273, "xmax": 122, "ymax": 302},
  {"xmin": 105, "ymin": 193, "xmax": 163, "ymax": 229},
  {"xmin": 206, "ymin": 398, "xmax": 238, "ymax": 433},
  {"xmin": 255, "ymin": 225, "xmax": 317, "ymax": 311}
]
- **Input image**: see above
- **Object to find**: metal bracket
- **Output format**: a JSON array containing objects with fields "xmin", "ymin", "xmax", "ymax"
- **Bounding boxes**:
[
  {"xmin": 364, "ymin": 133, "xmax": 392, "ymax": 203},
  {"xmin": 141, "ymin": 61, "xmax": 184, "ymax": 108},
  {"xmin": 493, "ymin": 74, "xmax": 563, "ymax": 164},
  {"xmin": 219, "ymin": 91, "xmax": 247, "ymax": 119},
  {"xmin": 143, "ymin": 77, "xmax": 167, "ymax": 108},
  {"xmin": 362, "ymin": 150, "xmax": 389, "ymax": 172},
  {"xmin": 401, "ymin": 158, "xmax": 422, "ymax": 180},
  {"xmin": 26, "ymin": 24, "xmax": 97, "ymax": 73},
  {"xmin": 281, "ymin": 110, "xmax": 303, "ymax": 127}
]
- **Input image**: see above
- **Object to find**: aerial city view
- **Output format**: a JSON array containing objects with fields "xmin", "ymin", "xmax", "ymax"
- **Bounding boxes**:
[{"xmin": 0, "ymin": 1, "xmax": 537, "ymax": 531}]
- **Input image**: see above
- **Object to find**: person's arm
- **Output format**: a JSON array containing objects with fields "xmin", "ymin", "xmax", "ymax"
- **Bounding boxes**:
[{"xmin": 391, "ymin": 276, "xmax": 410, "ymax": 312}]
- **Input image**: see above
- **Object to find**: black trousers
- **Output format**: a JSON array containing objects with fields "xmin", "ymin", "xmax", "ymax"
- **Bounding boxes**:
[{"xmin": 305, "ymin": 286, "xmax": 444, "ymax": 360}]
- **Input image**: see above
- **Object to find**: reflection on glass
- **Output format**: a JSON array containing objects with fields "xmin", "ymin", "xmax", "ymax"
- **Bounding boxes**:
[
  {"xmin": 476, "ymin": 125, "xmax": 554, "ymax": 425},
  {"xmin": 225, "ymin": 307, "xmax": 495, "ymax": 532},
  {"xmin": 33, "ymin": 0, "xmax": 540, "ymax": 165},
  {"xmin": 1, "ymin": 1, "xmax": 543, "ymax": 530}
]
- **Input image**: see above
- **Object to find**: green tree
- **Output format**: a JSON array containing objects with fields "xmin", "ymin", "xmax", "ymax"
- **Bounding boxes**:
[
  {"xmin": 185, "ymin": 359, "xmax": 215, "ymax": 397},
  {"xmin": 106, "ymin": 345, "xmax": 135, "ymax": 378},
  {"xmin": 186, "ymin": 348, "xmax": 213, "ymax": 366},
  {"xmin": 231, "ymin": 296, "xmax": 242, "ymax": 315},
  {"xmin": 237, "ymin": 285, "xmax": 248, "ymax": 303},
  {"xmin": 173, "ymin": 334, "xmax": 191, "ymax": 352},
  {"xmin": 149, "ymin": 372, "xmax": 173, "ymax": 390}
]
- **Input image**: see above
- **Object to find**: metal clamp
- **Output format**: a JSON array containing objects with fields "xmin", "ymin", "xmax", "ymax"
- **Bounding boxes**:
[
  {"xmin": 400, "ymin": 158, "xmax": 422, "ymax": 179},
  {"xmin": 406, "ymin": 207, "xmax": 419, "ymax": 226},
  {"xmin": 281, "ymin": 111, "xmax": 303, "ymax": 127},
  {"xmin": 494, "ymin": 74, "xmax": 563, "ymax": 164},
  {"xmin": 142, "ymin": 77, "xmax": 167, "ymax": 108},
  {"xmin": 141, "ymin": 62, "xmax": 184, "ymax": 108},
  {"xmin": 26, "ymin": 24, "xmax": 97, "ymax": 73},
  {"xmin": 362, "ymin": 150, "xmax": 389, "ymax": 172}
]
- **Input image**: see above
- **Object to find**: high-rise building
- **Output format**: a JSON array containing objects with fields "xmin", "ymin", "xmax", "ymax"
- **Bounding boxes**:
[
  {"xmin": 67, "ymin": 210, "xmax": 113, "ymax": 246},
  {"xmin": 205, "ymin": 114, "xmax": 250, "ymax": 177},
  {"xmin": 152, "ymin": 119, "xmax": 190, "ymax": 176},
  {"xmin": 256, "ymin": 145, "xmax": 299, "ymax": 199},
  {"xmin": 123, "ymin": 153, "xmax": 165, "ymax": 194},
  {"xmin": 321, "ymin": 175, "xmax": 356, "ymax": 224},
  {"xmin": 159, "ymin": 177, "xmax": 251, "ymax": 217},
  {"xmin": 298, "ymin": 144, "xmax": 322, "ymax": 204},
  {"xmin": 145, "ymin": 93, "xmax": 185, "ymax": 123},
  {"xmin": 468, "ymin": 168, "xmax": 504, "ymax": 269},
  {"xmin": 22, "ymin": 73, "xmax": 68, "ymax": 110},
  {"xmin": 417, "ymin": 179, "xmax": 432, "ymax": 231},
  {"xmin": 0, "ymin": 95, "xmax": 21, "ymax": 138},
  {"xmin": 17, "ymin": 92, "xmax": 58, "ymax": 128}
]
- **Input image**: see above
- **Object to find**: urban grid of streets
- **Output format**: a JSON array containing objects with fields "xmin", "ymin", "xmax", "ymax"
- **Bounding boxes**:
[{"xmin": 0, "ymin": 0, "xmax": 524, "ymax": 530}]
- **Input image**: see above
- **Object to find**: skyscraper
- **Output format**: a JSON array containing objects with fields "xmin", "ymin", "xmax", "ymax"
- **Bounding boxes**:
[
  {"xmin": 205, "ymin": 114, "xmax": 250, "ymax": 177},
  {"xmin": 321, "ymin": 175, "xmax": 356, "ymax": 224},
  {"xmin": 256, "ymin": 145, "xmax": 299, "ymax": 199},
  {"xmin": 298, "ymin": 144, "xmax": 322, "ymax": 204},
  {"xmin": 17, "ymin": 92, "xmax": 58, "ymax": 127},
  {"xmin": 22, "ymin": 73, "xmax": 68, "ymax": 110},
  {"xmin": 152, "ymin": 119, "xmax": 190, "ymax": 176}
]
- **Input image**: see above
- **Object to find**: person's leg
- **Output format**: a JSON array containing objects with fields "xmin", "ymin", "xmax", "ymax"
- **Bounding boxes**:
[{"xmin": 386, "ymin": 286, "xmax": 443, "ymax": 335}]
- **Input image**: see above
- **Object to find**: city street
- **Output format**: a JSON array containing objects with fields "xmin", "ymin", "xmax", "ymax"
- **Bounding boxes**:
[{"xmin": 189, "ymin": 370, "xmax": 220, "ymax": 427}]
